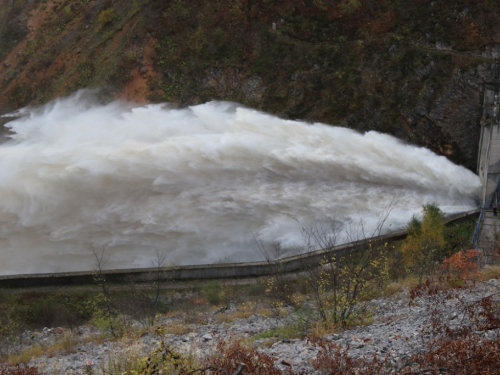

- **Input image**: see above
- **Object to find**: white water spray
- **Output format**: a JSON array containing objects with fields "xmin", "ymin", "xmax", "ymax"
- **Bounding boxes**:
[{"xmin": 0, "ymin": 91, "xmax": 481, "ymax": 275}]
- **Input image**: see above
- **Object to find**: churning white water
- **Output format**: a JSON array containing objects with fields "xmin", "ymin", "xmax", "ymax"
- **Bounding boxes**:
[{"xmin": 0, "ymin": 91, "xmax": 481, "ymax": 275}]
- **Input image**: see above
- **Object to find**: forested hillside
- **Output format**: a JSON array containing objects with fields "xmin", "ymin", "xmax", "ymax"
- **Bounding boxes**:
[{"xmin": 1, "ymin": 0, "xmax": 500, "ymax": 169}]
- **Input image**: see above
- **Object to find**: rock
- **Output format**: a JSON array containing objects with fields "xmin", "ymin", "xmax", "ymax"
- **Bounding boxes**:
[
  {"xmin": 22, "ymin": 281, "xmax": 500, "ymax": 375},
  {"xmin": 280, "ymin": 358, "xmax": 293, "ymax": 366},
  {"xmin": 202, "ymin": 334, "xmax": 212, "ymax": 341}
]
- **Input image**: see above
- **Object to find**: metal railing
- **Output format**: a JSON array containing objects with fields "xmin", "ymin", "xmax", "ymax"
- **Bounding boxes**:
[
  {"xmin": 497, "ymin": 184, "xmax": 500, "ymax": 207},
  {"xmin": 473, "ymin": 205, "xmax": 485, "ymax": 268},
  {"xmin": 473, "ymin": 205, "xmax": 485, "ymax": 250}
]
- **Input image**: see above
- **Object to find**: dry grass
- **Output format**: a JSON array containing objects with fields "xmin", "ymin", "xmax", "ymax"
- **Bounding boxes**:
[
  {"xmin": 215, "ymin": 301, "xmax": 273, "ymax": 324},
  {"xmin": 7, "ymin": 346, "xmax": 44, "ymax": 366},
  {"xmin": 5, "ymin": 330, "xmax": 108, "ymax": 366},
  {"xmin": 164, "ymin": 322, "xmax": 193, "ymax": 336},
  {"xmin": 120, "ymin": 326, "xmax": 149, "ymax": 345},
  {"xmin": 100, "ymin": 345, "xmax": 145, "ymax": 375},
  {"xmin": 383, "ymin": 277, "xmax": 421, "ymax": 296},
  {"xmin": 479, "ymin": 265, "xmax": 500, "ymax": 280},
  {"xmin": 7, "ymin": 332, "xmax": 80, "ymax": 365},
  {"xmin": 309, "ymin": 319, "xmax": 338, "ymax": 337}
]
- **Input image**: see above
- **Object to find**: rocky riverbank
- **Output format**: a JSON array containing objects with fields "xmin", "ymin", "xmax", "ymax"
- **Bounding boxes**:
[{"xmin": 20, "ymin": 278, "xmax": 500, "ymax": 374}]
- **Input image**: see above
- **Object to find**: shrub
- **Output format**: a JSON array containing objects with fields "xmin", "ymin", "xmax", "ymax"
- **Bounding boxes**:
[
  {"xmin": 0, "ymin": 294, "xmax": 22, "ymax": 359},
  {"xmin": 441, "ymin": 249, "xmax": 480, "ymax": 280},
  {"xmin": 444, "ymin": 219, "xmax": 475, "ymax": 257},
  {"xmin": 401, "ymin": 204, "xmax": 446, "ymax": 280},
  {"xmin": 201, "ymin": 280, "xmax": 224, "ymax": 306},
  {"xmin": 339, "ymin": 0, "xmax": 362, "ymax": 14},
  {"xmin": 98, "ymin": 8, "xmax": 115, "ymax": 26},
  {"xmin": 403, "ymin": 278, "xmax": 500, "ymax": 374},
  {"xmin": 313, "ymin": 278, "xmax": 500, "ymax": 374},
  {"xmin": 311, "ymin": 337, "xmax": 389, "ymax": 375},
  {"xmin": 0, "ymin": 365, "xmax": 40, "ymax": 375},
  {"xmin": 205, "ymin": 339, "xmax": 292, "ymax": 374}
]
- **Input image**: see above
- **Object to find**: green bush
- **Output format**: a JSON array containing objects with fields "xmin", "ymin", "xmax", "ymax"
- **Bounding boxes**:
[
  {"xmin": 201, "ymin": 280, "xmax": 224, "ymax": 305},
  {"xmin": 98, "ymin": 8, "xmax": 115, "ymax": 26},
  {"xmin": 444, "ymin": 219, "xmax": 475, "ymax": 256}
]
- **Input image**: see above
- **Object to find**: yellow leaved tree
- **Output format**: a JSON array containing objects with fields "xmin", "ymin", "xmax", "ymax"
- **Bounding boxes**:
[{"xmin": 402, "ymin": 204, "xmax": 446, "ymax": 281}]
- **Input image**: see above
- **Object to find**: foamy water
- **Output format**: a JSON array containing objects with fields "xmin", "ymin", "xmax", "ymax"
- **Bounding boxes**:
[{"xmin": 0, "ymin": 91, "xmax": 481, "ymax": 275}]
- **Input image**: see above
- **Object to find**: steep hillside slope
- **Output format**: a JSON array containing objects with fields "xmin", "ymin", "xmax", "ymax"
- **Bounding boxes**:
[{"xmin": 1, "ymin": 0, "xmax": 500, "ymax": 169}]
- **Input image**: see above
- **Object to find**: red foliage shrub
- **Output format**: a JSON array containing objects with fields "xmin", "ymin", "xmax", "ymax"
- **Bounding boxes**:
[
  {"xmin": 441, "ymin": 250, "xmax": 480, "ymax": 279},
  {"xmin": 401, "ymin": 278, "xmax": 500, "ymax": 374},
  {"xmin": 311, "ymin": 338, "xmax": 390, "ymax": 375},
  {"xmin": 204, "ymin": 339, "xmax": 297, "ymax": 375},
  {"xmin": 408, "ymin": 335, "xmax": 500, "ymax": 375},
  {"xmin": 370, "ymin": 11, "xmax": 396, "ymax": 35},
  {"xmin": 0, "ymin": 366, "xmax": 40, "ymax": 375},
  {"xmin": 310, "ymin": 279, "xmax": 500, "ymax": 374}
]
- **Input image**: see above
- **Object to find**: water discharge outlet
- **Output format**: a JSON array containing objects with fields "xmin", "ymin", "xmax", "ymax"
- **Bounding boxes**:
[{"xmin": 0, "ymin": 91, "xmax": 481, "ymax": 275}]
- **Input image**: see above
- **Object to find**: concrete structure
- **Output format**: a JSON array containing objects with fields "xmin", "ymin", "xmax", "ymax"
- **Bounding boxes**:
[
  {"xmin": 478, "ymin": 76, "xmax": 500, "ymax": 208},
  {"xmin": 476, "ymin": 58, "xmax": 500, "ymax": 263},
  {"xmin": 477, "ymin": 124, "xmax": 500, "ymax": 207},
  {"xmin": 477, "ymin": 210, "xmax": 500, "ymax": 264},
  {"xmin": 3, "ymin": 75, "xmax": 497, "ymax": 287},
  {"xmin": 0, "ymin": 210, "xmax": 478, "ymax": 288}
]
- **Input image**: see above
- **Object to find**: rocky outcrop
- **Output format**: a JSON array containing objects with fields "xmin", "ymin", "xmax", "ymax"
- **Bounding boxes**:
[{"xmin": 345, "ymin": 57, "xmax": 486, "ymax": 171}]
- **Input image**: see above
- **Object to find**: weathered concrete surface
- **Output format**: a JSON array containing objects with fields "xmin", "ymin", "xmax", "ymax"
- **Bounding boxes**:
[
  {"xmin": 478, "ymin": 210, "xmax": 499, "ymax": 245},
  {"xmin": 478, "ymin": 210, "xmax": 500, "ymax": 264},
  {"xmin": 484, "ymin": 125, "xmax": 500, "ymax": 206},
  {"xmin": 476, "ymin": 81, "xmax": 500, "ymax": 262},
  {"xmin": 477, "ymin": 83, "xmax": 500, "ymax": 207}
]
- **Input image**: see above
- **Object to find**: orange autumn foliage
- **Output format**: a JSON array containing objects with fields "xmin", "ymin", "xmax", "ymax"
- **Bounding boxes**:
[{"xmin": 441, "ymin": 250, "xmax": 481, "ymax": 279}]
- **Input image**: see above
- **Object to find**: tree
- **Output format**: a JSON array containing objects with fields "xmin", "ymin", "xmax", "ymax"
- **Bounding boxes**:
[
  {"xmin": 297, "ymin": 197, "xmax": 398, "ymax": 328},
  {"xmin": 90, "ymin": 246, "xmax": 126, "ymax": 338},
  {"xmin": 401, "ymin": 204, "xmax": 446, "ymax": 281},
  {"xmin": 298, "ymin": 220, "xmax": 389, "ymax": 329},
  {"xmin": 258, "ymin": 196, "xmax": 398, "ymax": 330},
  {"xmin": 121, "ymin": 250, "xmax": 170, "ymax": 328}
]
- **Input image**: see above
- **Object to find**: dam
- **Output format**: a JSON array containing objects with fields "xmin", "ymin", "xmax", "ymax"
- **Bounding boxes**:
[{"xmin": 0, "ymin": 90, "xmax": 483, "ymax": 284}]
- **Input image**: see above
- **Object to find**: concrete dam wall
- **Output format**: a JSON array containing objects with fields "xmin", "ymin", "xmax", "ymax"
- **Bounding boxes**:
[{"xmin": 0, "ymin": 209, "xmax": 479, "ymax": 289}]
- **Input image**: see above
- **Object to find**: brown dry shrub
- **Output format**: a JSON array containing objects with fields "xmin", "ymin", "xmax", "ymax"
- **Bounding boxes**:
[
  {"xmin": 311, "ymin": 337, "xmax": 390, "ymax": 375},
  {"xmin": 408, "ymin": 335, "xmax": 500, "ymax": 375},
  {"xmin": 204, "ymin": 339, "xmax": 297, "ymax": 375},
  {"xmin": 399, "ymin": 278, "xmax": 500, "ymax": 374},
  {"xmin": 313, "ymin": 278, "xmax": 500, "ymax": 375},
  {"xmin": 0, "ymin": 366, "xmax": 41, "ymax": 375}
]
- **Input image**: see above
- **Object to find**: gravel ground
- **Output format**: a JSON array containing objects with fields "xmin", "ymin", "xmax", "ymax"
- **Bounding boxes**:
[{"xmin": 17, "ymin": 278, "xmax": 500, "ymax": 374}]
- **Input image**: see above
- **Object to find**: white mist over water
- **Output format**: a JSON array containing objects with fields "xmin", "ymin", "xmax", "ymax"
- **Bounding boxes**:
[{"xmin": 0, "ymin": 91, "xmax": 481, "ymax": 275}]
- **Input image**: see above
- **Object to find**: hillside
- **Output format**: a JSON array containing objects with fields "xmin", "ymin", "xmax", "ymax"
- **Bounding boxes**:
[{"xmin": 1, "ymin": 0, "xmax": 500, "ymax": 169}]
